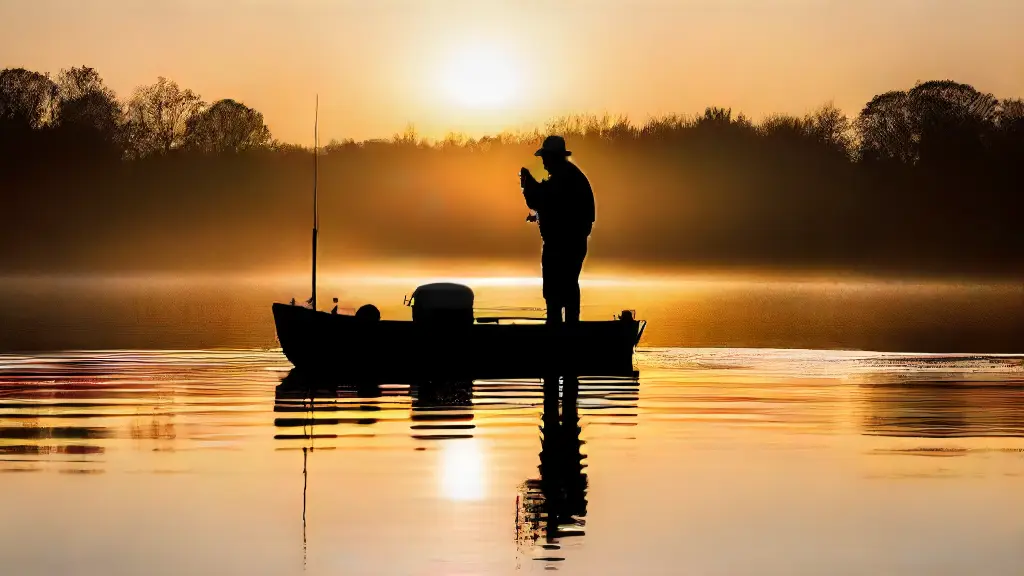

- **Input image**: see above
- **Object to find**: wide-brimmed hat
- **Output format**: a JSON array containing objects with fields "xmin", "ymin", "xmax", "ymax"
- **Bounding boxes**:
[{"xmin": 534, "ymin": 135, "xmax": 571, "ymax": 157}]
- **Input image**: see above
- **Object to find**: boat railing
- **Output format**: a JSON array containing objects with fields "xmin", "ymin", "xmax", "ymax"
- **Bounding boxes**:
[{"xmin": 475, "ymin": 316, "xmax": 547, "ymax": 324}]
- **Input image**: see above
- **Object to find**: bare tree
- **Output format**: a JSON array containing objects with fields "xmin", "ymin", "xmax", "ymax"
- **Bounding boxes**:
[
  {"xmin": 183, "ymin": 98, "xmax": 271, "ymax": 153},
  {"xmin": 856, "ymin": 81, "xmax": 1000, "ymax": 165},
  {"xmin": 0, "ymin": 68, "xmax": 57, "ymax": 128},
  {"xmin": 53, "ymin": 66, "xmax": 122, "ymax": 138},
  {"xmin": 855, "ymin": 90, "xmax": 916, "ymax": 163},
  {"xmin": 804, "ymin": 102, "xmax": 853, "ymax": 155},
  {"xmin": 995, "ymin": 98, "xmax": 1024, "ymax": 139},
  {"xmin": 126, "ymin": 77, "xmax": 204, "ymax": 157},
  {"xmin": 996, "ymin": 98, "xmax": 1024, "ymax": 127},
  {"xmin": 760, "ymin": 113, "xmax": 806, "ymax": 140}
]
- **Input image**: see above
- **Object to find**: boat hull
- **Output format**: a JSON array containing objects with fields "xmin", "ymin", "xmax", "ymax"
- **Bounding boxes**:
[{"xmin": 272, "ymin": 303, "xmax": 643, "ymax": 379}]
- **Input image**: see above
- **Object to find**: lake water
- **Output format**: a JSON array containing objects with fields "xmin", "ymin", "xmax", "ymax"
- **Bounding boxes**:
[{"xmin": 3, "ymin": 348, "xmax": 1024, "ymax": 575}]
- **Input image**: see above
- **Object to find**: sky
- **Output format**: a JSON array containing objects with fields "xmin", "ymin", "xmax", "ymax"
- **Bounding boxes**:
[{"xmin": 2, "ymin": 0, "xmax": 1024, "ymax": 144}]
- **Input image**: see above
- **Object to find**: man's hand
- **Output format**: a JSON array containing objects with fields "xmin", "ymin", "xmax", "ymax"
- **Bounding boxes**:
[
  {"xmin": 519, "ymin": 167, "xmax": 537, "ymax": 189},
  {"xmin": 521, "ymin": 168, "xmax": 539, "ymax": 224}
]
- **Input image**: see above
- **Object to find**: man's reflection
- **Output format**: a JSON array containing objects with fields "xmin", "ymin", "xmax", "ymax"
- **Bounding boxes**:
[{"xmin": 516, "ymin": 374, "xmax": 588, "ymax": 545}]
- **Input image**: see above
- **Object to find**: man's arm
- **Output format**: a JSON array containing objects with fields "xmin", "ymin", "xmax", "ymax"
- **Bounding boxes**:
[
  {"xmin": 522, "ymin": 173, "xmax": 545, "ymax": 212},
  {"xmin": 574, "ymin": 169, "xmax": 595, "ymax": 233},
  {"xmin": 581, "ymin": 176, "xmax": 595, "ymax": 224}
]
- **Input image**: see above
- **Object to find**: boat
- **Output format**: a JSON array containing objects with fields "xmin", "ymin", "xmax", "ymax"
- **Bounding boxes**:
[{"xmin": 272, "ymin": 99, "xmax": 646, "ymax": 379}]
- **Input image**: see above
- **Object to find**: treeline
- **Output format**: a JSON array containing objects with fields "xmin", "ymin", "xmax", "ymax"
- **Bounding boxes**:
[
  {"xmin": 2, "ymin": 66, "xmax": 1023, "ymax": 276},
  {"xmin": 0, "ymin": 66, "xmax": 271, "ymax": 159}
]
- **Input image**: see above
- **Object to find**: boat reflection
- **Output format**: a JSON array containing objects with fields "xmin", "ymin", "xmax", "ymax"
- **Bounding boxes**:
[
  {"xmin": 410, "ymin": 380, "xmax": 475, "ymax": 441},
  {"xmin": 272, "ymin": 368, "xmax": 638, "ymax": 443},
  {"xmin": 272, "ymin": 367, "xmax": 638, "ymax": 566},
  {"xmin": 273, "ymin": 370, "xmax": 478, "ymax": 440}
]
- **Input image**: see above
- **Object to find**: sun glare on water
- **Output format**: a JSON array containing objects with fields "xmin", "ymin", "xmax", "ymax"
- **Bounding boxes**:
[
  {"xmin": 440, "ymin": 439, "xmax": 487, "ymax": 501},
  {"xmin": 441, "ymin": 46, "xmax": 520, "ymax": 109}
]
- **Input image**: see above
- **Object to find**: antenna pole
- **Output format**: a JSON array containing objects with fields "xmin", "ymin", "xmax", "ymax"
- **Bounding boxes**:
[{"xmin": 311, "ymin": 95, "xmax": 319, "ymax": 310}]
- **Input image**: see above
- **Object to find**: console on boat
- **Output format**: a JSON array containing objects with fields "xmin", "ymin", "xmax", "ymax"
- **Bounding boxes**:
[
  {"xmin": 406, "ymin": 282, "xmax": 475, "ymax": 325},
  {"xmin": 285, "ymin": 279, "xmax": 642, "ymax": 332}
]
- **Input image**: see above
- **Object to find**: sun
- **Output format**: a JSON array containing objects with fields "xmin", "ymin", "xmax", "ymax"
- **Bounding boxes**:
[{"xmin": 441, "ymin": 46, "xmax": 520, "ymax": 109}]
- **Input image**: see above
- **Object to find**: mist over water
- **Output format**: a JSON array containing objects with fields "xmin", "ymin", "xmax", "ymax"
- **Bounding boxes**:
[{"xmin": 0, "ymin": 266, "xmax": 1021, "ymax": 353}]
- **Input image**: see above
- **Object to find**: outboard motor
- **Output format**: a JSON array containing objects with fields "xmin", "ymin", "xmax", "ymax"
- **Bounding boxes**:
[{"xmin": 409, "ymin": 283, "xmax": 475, "ymax": 326}]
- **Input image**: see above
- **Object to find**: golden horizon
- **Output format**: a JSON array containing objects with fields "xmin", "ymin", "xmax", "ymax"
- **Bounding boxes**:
[{"xmin": 3, "ymin": 0, "xmax": 1023, "ymax": 143}]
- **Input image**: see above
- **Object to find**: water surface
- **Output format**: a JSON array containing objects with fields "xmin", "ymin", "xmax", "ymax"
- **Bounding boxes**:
[{"xmin": 2, "ymin": 349, "xmax": 1023, "ymax": 575}]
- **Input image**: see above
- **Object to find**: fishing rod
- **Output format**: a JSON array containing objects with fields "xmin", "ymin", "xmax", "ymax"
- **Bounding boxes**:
[
  {"xmin": 301, "ymin": 389, "xmax": 315, "ymax": 571},
  {"xmin": 308, "ymin": 95, "xmax": 319, "ymax": 310}
]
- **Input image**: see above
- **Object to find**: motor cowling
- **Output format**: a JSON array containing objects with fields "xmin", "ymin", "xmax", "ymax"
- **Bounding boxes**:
[{"xmin": 409, "ymin": 283, "xmax": 474, "ymax": 326}]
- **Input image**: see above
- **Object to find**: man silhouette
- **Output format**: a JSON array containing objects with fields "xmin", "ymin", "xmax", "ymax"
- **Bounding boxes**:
[{"xmin": 521, "ymin": 135, "xmax": 595, "ymax": 325}]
